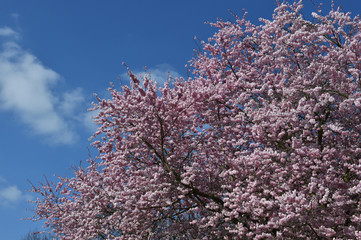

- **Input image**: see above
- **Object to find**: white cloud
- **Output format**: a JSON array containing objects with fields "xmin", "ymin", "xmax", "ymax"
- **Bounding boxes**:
[
  {"xmin": 59, "ymin": 88, "xmax": 85, "ymax": 116},
  {"xmin": 146, "ymin": 63, "xmax": 182, "ymax": 85},
  {"xmin": 82, "ymin": 109, "xmax": 99, "ymax": 133},
  {"xmin": 58, "ymin": 88, "xmax": 99, "ymax": 134},
  {"xmin": 0, "ymin": 185, "xmax": 22, "ymax": 203},
  {"xmin": 0, "ymin": 176, "xmax": 33, "ymax": 207},
  {"xmin": 0, "ymin": 27, "xmax": 19, "ymax": 38},
  {"xmin": 0, "ymin": 27, "xmax": 84, "ymax": 144},
  {"xmin": 122, "ymin": 63, "xmax": 182, "ymax": 86}
]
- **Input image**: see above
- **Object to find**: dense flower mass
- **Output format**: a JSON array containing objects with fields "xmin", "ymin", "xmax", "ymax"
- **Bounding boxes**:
[{"xmin": 30, "ymin": 1, "xmax": 361, "ymax": 239}]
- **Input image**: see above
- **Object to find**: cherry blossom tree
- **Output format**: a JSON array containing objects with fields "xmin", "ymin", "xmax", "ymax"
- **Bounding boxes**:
[{"xmin": 29, "ymin": 1, "xmax": 361, "ymax": 239}]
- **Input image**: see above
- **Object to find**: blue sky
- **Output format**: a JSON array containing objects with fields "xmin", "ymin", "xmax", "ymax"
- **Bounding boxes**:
[{"xmin": 0, "ymin": 0, "xmax": 360, "ymax": 239}]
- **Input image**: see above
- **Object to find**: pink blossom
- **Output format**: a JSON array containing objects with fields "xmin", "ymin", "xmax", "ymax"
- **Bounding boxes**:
[{"xmin": 28, "ymin": 1, "xmax": 361, "ymax": 239}]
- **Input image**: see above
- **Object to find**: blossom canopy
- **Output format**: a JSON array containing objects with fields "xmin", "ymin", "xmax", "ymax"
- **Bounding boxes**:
[{"xmin": 30, "ymin": 1, "xmax": 361, "ymax": 239}]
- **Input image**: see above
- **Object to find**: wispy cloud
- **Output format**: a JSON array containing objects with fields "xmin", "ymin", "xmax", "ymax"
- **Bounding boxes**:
[
  {"xmin": 82, "ymin": 109, "xmax": 99, "ymax": 133},
  {"xmin": 145, "ymin": 63, "xmax": 182, "ymax": 85},
  {"xmin": 0, "ymin": 177, "xmax": 32, "ymax": 207},
  {"xmin": 0, "ymin": 186, "xmax": 22, "ymax": 203},
  {"xmin": 0, "ymin": 176, "xmax": 7, "ymax": 184},
  {"xmin": 0, "ymin": 27, "xmax": 19, "ymax": 38},
  {"xmin": 122, "ymin": 63, "xmax": 182, "ymax": 85},
  {"xmin": 10, "ymin": 13, "xmax": 20, "ymax": 22},
  {"xmin": 59, "ymin": 88, "xmax": 85, "ymax": 116},
  {"xmin": 0, "ymin": 27, "xmax": 85, "ymax": 144}
]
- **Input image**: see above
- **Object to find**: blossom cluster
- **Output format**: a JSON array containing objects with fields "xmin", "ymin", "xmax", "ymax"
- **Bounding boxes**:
[{"xmin": 30, "ymin": 1, "xmax": 361, "ymax": 239}]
